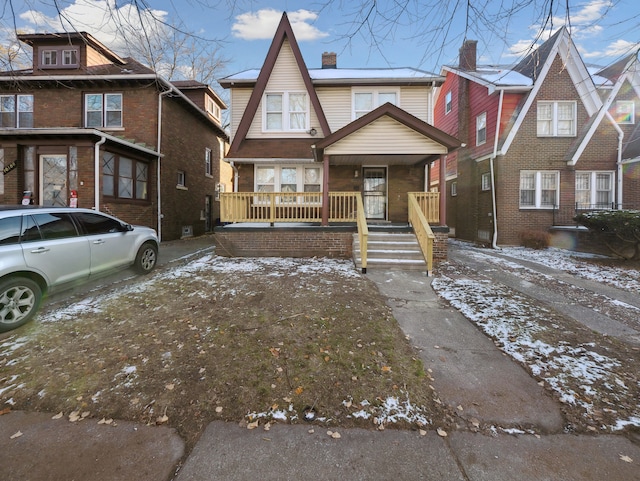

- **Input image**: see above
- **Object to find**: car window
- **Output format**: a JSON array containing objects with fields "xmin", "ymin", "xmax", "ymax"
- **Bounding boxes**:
[
  {"xmin": 20, "ymin": 215, "xmax": 42, "ymax": 242},
  {"xmin": 72, "ymin": 212, "xmax": 124, "ymax": 235},
  {"xmin": 0, "ymin": 216, "xmax": 22, "ymax": 245},
  {"xmin": 31, "ymin": 213, "xmax": 79, "ymax": 240}
]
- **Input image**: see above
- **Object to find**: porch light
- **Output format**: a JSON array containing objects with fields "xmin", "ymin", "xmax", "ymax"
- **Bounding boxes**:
[{"xmin": 308, "ymin": 127, "xmax": 317, "ymax": 136}]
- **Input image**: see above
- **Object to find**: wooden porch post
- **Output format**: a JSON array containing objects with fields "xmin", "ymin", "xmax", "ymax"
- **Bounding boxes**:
[
  {"xmin": 322, "ymin": 154, "xmax": 330, "ymax": 225},
  {"xmin": 439, "ymin": 154, "xmax": 446, "ymax": 226}
]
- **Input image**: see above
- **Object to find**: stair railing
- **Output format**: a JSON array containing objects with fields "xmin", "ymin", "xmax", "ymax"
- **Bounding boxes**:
[
  {"xmin": 355, "ymin": 193, "xmax": 368, "ymax": 273},
  {"xmin": 408, "ymin": 192, "xmax": 435, "ymax": 276}
]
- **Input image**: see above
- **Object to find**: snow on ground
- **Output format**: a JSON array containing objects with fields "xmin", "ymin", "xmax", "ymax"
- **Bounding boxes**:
[{"xmin": 433, "ymin": 242, "xmax": 640, "ymax": 431}]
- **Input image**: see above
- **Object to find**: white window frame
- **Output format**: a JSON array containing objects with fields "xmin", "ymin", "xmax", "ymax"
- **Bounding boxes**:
[
  {"xmin": 451, "ymin": 181, "xmax": 457, "ymax": 196},
  {"xmin": 476, "ymin": 112, "xmax": 487, "ymax": 146},
  {"xmin": 177, "ymin": 170, "xmax": 186, "ymax": 188},
  {"xmin": 254, "ymin": 165, "xmax": 323, "ymax": 204},
  {"xmin": 481, "ymin": 172, "xmax": 491, "ymax": 191},
  {"xmin": 263, "ymin": 91, "xmax": 309, "ymax": 132},
  {"xmin": 445, "ymin": 91, "xmax": 452, "ymax": 114},
  {"xmin": 352, "ymin": 88, "xmax": 400, "ymax": 119},
  {"xmin": 62, "ymin": 49, "xmax": 78, "ymax": 66},
  {"xmin": 41, "ymin": 49, "xmax": 57, "ymax": 66},
  {"xmin": 537, "ymin": 101, "xmax": 576, "ymax": 137},
  {"xmin": 85, "ymin": 93, "xmax": 123, "ymax": 128},
  {"xmin": 615, "ymin": 100, "xmax": 634, "ymax": 125},
  {"xmin": 519, "ymin": 170, "xmax": 559, "ymax": 209},
  {"xmin": 205, "ymin": 148, "xmax": 212, "ymax": 177},
  {"xmin": 206, "ymin": 96, "xmax": 221, "ymax": 122},
  {"xmin": 575, "ymin": 171, "xmax": 614, "ymax": 209}
]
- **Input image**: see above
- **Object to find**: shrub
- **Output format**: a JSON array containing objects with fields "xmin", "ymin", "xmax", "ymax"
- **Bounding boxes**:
[
  {"xmin": 574, "ymin": 210, "xmax": 640, "ymax": 260},
  {"xmin": 519, "ymin": 230, "xmax": 551, "ymax": 249}
]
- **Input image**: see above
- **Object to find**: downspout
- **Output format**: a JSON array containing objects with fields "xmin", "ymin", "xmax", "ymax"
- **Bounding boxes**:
[
  {"xmin": 228, "ymin": 160, "xmax": 239, "ymax": 191},
  {"xmin": 490, "ymin": 89, "xmax": 505, "ymax": 249},
  {"xmin": 157, "ymin": 89, "xmax": 172, "ymax": 241},
  {"xmin": 605, "ymin": 111, "xmax": 624, "ymax": 208},
  {"xmin": 94, "ymin": 136, "xmax": 107, "ymax": 210}
]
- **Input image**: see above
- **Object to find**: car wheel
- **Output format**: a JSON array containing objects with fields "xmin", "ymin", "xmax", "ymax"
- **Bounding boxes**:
[
  {"xmin": 0, "ymin": 277, "xmax": 42, "ymax": 332},
  {"xmin": 134, "ymin": 242, "xmax": 158, "ymax": 274}
]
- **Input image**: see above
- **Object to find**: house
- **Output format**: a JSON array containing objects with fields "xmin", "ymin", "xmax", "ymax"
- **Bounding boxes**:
[
  {"xmin": 433, "ymin": 29, "xmax": 640, "ymax": 248},
  {"xmin": 0, "ymin": 32, "xmax": 229, "ymax": 241},
  {"xmin": 215, "ymin": 12, "xmax": 461, "ymax": 272}
]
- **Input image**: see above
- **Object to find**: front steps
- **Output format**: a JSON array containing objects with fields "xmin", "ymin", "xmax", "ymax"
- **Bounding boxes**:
[{"xmin": 353, "ymin": 231, "xmax": 427, "ymax": 271}]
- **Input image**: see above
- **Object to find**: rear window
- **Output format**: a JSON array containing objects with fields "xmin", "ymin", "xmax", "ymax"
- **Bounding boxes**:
[
  {"xmin": 0, "ymin": 216, "xmax": 22, "ymax": 245},
  {"xmin": 31, "ymin": 213, "xmax": 79, "ymax": 240}
]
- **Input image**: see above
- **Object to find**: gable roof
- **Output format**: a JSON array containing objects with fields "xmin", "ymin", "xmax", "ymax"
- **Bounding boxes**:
[
  {"xmin": 313, "ymin": 102, "xmax": 461, "ymax": 164},
  {"xmin": 226, "ymin": 12, "xmax": 330, "ymax": 156}
]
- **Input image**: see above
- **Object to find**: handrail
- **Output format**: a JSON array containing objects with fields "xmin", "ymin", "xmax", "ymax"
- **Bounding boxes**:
[
  {"xmin": 355, "ymin": 194, "xmax": 368, "ymax": 273},
  {"xmin": 408, "ymin": 192, "xmax": 436, "ymax": 276},
  {"xmin": 408, "ymin": 192, "xmax": 440, "ymax": 224}
]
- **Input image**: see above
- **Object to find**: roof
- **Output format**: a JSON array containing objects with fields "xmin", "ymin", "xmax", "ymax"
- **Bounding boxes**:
[{"xmin": 17, "ymin": 31, "xmax": 125, "ymax": 65}]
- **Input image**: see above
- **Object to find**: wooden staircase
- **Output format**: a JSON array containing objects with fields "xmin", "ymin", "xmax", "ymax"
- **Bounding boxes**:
[{"xmin": 353, "ymin": 231, "xmax": 427, "ymax": 271}]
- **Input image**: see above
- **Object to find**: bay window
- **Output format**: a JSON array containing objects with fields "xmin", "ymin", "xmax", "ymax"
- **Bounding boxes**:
[{"xmin": 103, "ymin": 152, "xmax": 148, "ymax": 200}]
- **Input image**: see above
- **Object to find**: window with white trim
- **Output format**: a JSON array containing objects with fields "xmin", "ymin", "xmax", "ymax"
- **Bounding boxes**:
[
  {"xmin": 177, "ymin": 170, "xmax": 186, "ymax": 188},
  {"xmin": 0, "ymin": 94, "xmax": 33, "ymax": 128},
  {"xmin": 206, "ymin": 96, "xmax": 221, "ymax": 122},
  {"xmin": 476, "ymin": 112, "xmax": 487, "ymax": 145},
  {"xmin": 264, "ymin": 92, "xmax": 308, "ymax": 131},
  {"xmin": 353, "ymin": 89, "xmax": 399, "ymax": 118},
  {"xmin": 451, "ymin": 181, "xmax": 457, "ymax": 196},
  {"xmin": 205, "ymin": 148, "xmax": 212, "ymax": 176},
  {"xmin": 537, "ymin": 101, "xmax": 576, "ymax": 136},
  {"xmin": 62, "ymin": 49, "xmax": 78, "ymax": 66},
  {"xmin": 575, "ymin": 171, "xmax": 614, "ymax": 208},
  {"xmin": 445, "ymin": 91, "xmax": 452, "ymax": 114},
  {"xmin": 40, "ymin": 47, "xmax": 79, "ymax": 68},
  {"xmin": 481, "ymin": 172, "xmax": 491, "ymax": 191},
  {"xmin": 255, "ymin": 165, "xmax": 323, "ymax": 202},
  {"xmin": 520, "ymin": 171, "xmax": 559, "ymax": 208},
  {"xmin": 615, "ymin": 100, "xmax": 634, "ymax": 124},
  {"xmin": 85, "ymin": 93, "xmax": 123, "ymax": 128}
]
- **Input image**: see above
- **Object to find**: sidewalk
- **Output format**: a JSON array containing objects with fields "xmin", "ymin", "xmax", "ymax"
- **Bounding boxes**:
[{"xmin": 1, "ymin": 238, "xmax": 638, "ymax": 481}]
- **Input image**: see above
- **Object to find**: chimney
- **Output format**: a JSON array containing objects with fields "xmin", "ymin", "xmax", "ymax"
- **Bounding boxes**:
[
  {"xmin": 322, "ymin": 51, "xmax": 337, "ymax": 69},
  {"xmin": 459, "ymin": 40, "xmax": 477, "ymax": 71}
]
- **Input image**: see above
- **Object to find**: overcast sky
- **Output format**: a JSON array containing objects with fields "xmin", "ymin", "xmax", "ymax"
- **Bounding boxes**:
[{"xmin": 4, "ymin": 0, "xmax": 640, "ymax": 79}]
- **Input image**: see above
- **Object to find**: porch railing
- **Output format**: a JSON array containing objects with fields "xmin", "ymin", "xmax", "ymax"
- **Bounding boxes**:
[
  {"xmin": 355, "ymin": 194, "xmax": 369, "ymax": 273},
  {"xmin": 219, "ymin": 192, "xmax": 360, "ymax": 224},
  {"xmin": 408, "ymin": 192, "xmax": 436, "ymax": 275},
  {"xmin": 409, "ymin": 192, "xmax": 440, "ymax": 224}
]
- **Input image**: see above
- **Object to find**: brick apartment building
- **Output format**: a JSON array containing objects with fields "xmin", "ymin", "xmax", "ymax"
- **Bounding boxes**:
[{"xmin": 0, "ymin": 32, "xmax": 228, "ymax": 241}]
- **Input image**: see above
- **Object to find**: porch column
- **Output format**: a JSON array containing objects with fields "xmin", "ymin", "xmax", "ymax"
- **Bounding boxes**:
[
  {"xmin": 439, "ymin": 154, "xmax": 446, "ymax": 226},
  {"xmin": 322, "ymin": 154, "xmax": 330, "ymax": 225}
]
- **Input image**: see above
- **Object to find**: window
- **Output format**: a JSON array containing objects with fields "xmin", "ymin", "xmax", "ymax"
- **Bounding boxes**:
[
  {"xmin": 62, "ymin": 49, "xmax": 78, "ymax": 66},
  {"xmin": 451, "ymin": 181, "xmax": 457, "ymax": 196},
  {"xmin": 445, "ymin": 91, "xmax": 452, "ymax": 114},
  {"xmin": 85, "ymin": 93, "xmax": 123, "ymax": 128},
  {"xmin": 353, "ymin": 89, "xmax": 399, "ymax": 118},
  {"xmin": 73, "ymin": 212, "xmax": 124, "ymax": 235},
  {"xmin": 481, "ymin": 172, "xmax": 491, "ymax": 191},
  {"xmin": 102, "ymin": 152, "xmax": 149, "ymax": 200},
  {"xmin": 42, "ymin": 50, "xmax": 57, "ymax": 66},
  {"xmin": 615, "ymin": 101, "xmax": 634, "ymax": 124},
  {"xmin": 476, "ymin": 112, "xmax": 487, "ymax": 145},
  {"xmin": 264, "ymin": 92, "xmax": 308, "ymax": 131},
  {"xmin": 205, "ymin": 148, "xmax": 212, "ymax": 176},
  {"xmin": 206, "ymin": 97, "xmax": 221, "ymax": 122},
  {"xmin": 537, "ymin": 101, "xmax": 576, "ymax": 136},
  {"xmin": 520, "ymin": 171, "xmax": 559, "ymax": 208},
  {"xmin": 177, "ymin": 170, "xmax": 186, "ymax": 188},
  {"xmin": 255, "ymin": 165, "xmax": 323, "ymax": 200},
  {"xmin": 575, "ymin": 172, "xmax": 614, "ymax": 208},
  {"xmin": 0, "ymin": 95, "xmax": 34, "ymax": 128},
  {"xmin": 32, "ymin": 213, "xmax": 78, "ymax": 240}
]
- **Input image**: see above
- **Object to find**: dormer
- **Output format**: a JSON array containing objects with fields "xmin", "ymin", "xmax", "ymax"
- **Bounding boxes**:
[
  {"xmin": 172, "ymin": 80, "xmax": 227, "ymax": 126},
  {"xmin": 17, "ymin": 31, "xmax": 127, "ymax": 74}
]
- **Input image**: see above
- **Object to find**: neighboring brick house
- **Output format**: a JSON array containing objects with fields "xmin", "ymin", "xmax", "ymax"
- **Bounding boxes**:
[
  {"xmin": 0, "ymin": 32, "xmax": 228, "ymax": 241},
  {"xmin": 433, "ymin": 29, "xmax": 640, "ymax": 247}
]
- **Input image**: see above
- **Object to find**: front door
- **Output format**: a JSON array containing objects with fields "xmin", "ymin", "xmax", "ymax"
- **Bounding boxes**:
[
  {"xmin": 40, "ymin": 155, "xmax": 68, "ymax": 206},
  {"xmin": 362, "ymin": 167, "xmax": 387, "ymax": 220}
]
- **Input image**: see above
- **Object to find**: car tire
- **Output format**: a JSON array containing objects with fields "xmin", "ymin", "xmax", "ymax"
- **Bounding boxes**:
[
  {"xmin": 0, "ymin": 277, "xmax": 42, "ymax": 332},
  {"xmin": 134, "ymin": 242, "xmax": 158, "ymax": 274}
]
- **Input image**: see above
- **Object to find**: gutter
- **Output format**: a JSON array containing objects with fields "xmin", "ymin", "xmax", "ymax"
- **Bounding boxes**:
[{"xmin": 490, "ymin": 89, "xmax": 505, "ymax": 249}]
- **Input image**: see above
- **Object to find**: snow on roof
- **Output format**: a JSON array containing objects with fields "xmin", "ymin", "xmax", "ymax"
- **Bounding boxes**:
[{"xmin": 220, "ymin": 67, "xmax": 442, "ymax": 83}]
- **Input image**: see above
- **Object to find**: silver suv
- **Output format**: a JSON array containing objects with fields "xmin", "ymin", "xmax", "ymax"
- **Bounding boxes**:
[{"xmin": 0, "ymin": 206, "xmax": 159, "ymax": 332}]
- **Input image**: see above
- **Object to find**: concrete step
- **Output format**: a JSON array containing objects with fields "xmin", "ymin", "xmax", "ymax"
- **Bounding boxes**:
[{"xmin": 353, "ymin": 232, "xmax": 427, "ymax": 271}]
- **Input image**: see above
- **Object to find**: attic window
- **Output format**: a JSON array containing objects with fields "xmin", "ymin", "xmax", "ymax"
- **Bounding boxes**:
[
  {"xmin": 206, "ymin": 96, "xmax": 221, "ymax": 122},
  {"xmin": 42, "ymin": 50, "xmax": 57, "ymax": 66},
  {"xmin": 615, "ymin": 101, "xmax": 634, "ymax": 124},
  {"xmin": 39, "ymin": 47, "xmax": 79, "ymax": 69}
]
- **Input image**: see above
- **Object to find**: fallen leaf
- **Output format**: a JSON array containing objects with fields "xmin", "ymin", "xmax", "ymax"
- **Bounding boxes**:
[
  {"xmin": 264, "ymin": 422, "xmax": 271, "ymax": 431},
  {"xmin": 98, "ymin": 418, "xmax": 114, "ymax": 425},
  {"xmin": 269, "ymin": 347, "xmax": 281, "ymax": 358},
  {"xmin": 156, "ymin": 414, "xmax": 169, "ymax": 424},
  {"xmin": 247, "ymin": 420, "xmax": 259, "ymax": 430},
  {"xmin": 295, "ymin": 386, "xmax": 304, "ymax": 396},
  {"xmin": 0, "ymin": 408, "xmax": 11, "ymax": 416},
  {"xmin": 69, "ymin": 411, "xmax": 81, "ymax": 422},
  {"xmin": 215, "ymin": 406, "xmax": 223, "ymax": 413},
  {"xmin": 10, "ymin": 431, "xmax": 22, "ymax": 439},
  {"xmin": 381, "ymin": 366, "xmax": 391, "ymax": 372},
  {"xmin": 620, "ymin": 454, "xmax": 633, "ymax": 463},
  {"xmin": 165, "ymin": 383, "xmax": 175, "ymax": 391},
  {"xmin": 456, "ymin": 405, "xmax": 464, "ymax": 412},
  {"xmin": 327, "ymin": 430, "xmax": 341, "ymax": 439},
  {"xmin": 51, "ymin": 412, "xmax": 63, "ymax": 420},
  {"xmin": 419, "ymin": 429, "xmax": 427, "ymax": 436},
  {"xmin": 437, "ymin": 428, "xmax": 447, "ymax": 437}
]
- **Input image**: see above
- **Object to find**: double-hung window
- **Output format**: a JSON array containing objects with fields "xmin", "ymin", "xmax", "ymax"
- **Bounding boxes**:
[
  {"xmin": 264, "ymin": 92, "xmax": 308, "ymax": 131},
  {"xmin": 537, "ymin": 101, "xmax": 576, "ymax": 136},
  {"xmin": 42, "ymin": 50, "xmax": 57, "ymax": 66},
  {"xmin": 255, "ymin": 165, "xmax": 323, "ymax": 203},
  {"xmin": 205, "ymin": 148, "xmax": 212, "ymax": 176},
  {"xmin": 575, "ymin": 172, "xmax": 614, "ymax": 209},
  {"xmin": 353, "ymin": 89, "xmax": 399, "ymax": 118},
  {"xmin": 0, "ymin": 94, "xmax": 34, "ymax": 128},
  {"xmin": 445, "ymin": 91, "xmax": 452, "ymax": 114},
  {"xmin": 520, "ymin": 171, "xmax": 559, "ymax": 208},
  {"xmin": 85, "ymin": 93, "xmax": 123, "ymax": 128},
  {"xmin": 476, "ymin": 112, "xmax": 487, "ymax": 145},
  {"xmin": 102, "ymin": 152, "xmax": 148, "ymax": 200}
]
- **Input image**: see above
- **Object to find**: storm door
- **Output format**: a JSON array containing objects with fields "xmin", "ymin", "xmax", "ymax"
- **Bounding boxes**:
[
  {"xmin": 40, "ymin": 155, "xmax": 68, "ymax": 206},
  {"xmin": 362, "ymin": 167, "xmax": 387, "ymax": 220}
]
